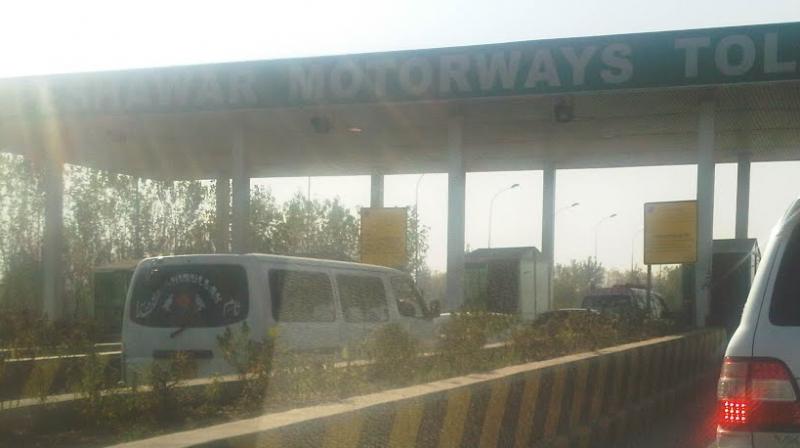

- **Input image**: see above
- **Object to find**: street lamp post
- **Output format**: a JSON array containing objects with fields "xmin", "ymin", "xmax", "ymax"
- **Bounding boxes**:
[
  {"xmin": 594, "ymin": 213, "xmax": 618, "ymax": 261},
  {"xmin": 488, "ymin": 183, "xmax": 519, "ymax": 248},
  {"xmin": 557, "ymin": 202, "xmax": 580, "ymax": 215}
]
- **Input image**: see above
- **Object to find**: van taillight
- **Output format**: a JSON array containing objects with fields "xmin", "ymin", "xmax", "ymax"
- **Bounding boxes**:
[{"xmin": 718, "ymin": 357, "xmax": 800, "ymax": 431}]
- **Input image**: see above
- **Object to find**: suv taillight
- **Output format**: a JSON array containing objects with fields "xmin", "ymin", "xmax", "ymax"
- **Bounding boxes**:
[{"xmin": 718, "ymin": 357, "xmax": 800, "ymax": 431}]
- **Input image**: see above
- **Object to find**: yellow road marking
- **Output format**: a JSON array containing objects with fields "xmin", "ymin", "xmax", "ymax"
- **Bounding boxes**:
[
  {"xmin": 589, "ymin": 356, "xmax": 609, "ymax": 422},
  {"xmin": 513, "ymin": 372, "xmax": 542, "ymax": 448},
  {"xmin": 438, "ymin": 388, "xmax": 472, "ymax": 448},
  {"xmin": 570, "ymin": 361, "xmax": 590, "ymax": 428},
  {"xmin": 543, "ymin": 367, "xmax": 567, "ymax": 439},
  {"xmin": 250, "ymin": 431, "xmax": 281, "ymax": 448},
  {"xmin": 323, "ymin": 413, "xmax": 364, "ymax": 448},
  {"xmin": 479, "ymin": 381, "xmax": 511, "ymax": 448},
  {"xmin": 389, "ymin": 400, "xmax": 425, "ymax": 448}
]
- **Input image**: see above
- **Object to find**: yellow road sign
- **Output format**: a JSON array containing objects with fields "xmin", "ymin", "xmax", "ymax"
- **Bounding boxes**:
[
  {"xmin": 360, "ymin": 207, "xmax": 407, "ymax": 269},
  {"xmin": 644, "ymin": 201, "xmax": 697, "ymax": 265}
]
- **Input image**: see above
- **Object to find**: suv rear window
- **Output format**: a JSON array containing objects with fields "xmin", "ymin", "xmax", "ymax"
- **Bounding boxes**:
[
  {"xmin": 770, "ymin": 224, "xmax": 800, "ymax": 326},
  {"xmin": 130, "ymin": 264, "xmax": 248, "ymax": 327}
]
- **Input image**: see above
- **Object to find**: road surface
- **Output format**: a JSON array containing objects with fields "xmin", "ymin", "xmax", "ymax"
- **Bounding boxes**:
[{"xmin": 628, "ymin": 378, "xmax": 718, "ymax": 448}]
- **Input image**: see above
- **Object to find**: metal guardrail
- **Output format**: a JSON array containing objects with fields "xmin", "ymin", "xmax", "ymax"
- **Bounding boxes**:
[
  {"xmin": 0, "ymin": 342, "xmax": 121, "ymax": 358},
  {"xmin": 1, "ymin": 349, "xmax": 122, "ymax": 401}
]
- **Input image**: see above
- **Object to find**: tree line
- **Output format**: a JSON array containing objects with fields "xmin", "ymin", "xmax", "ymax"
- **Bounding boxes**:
[
  {"xmin": 0, "ymin": 154, "xmax": 429, "ymax": 318},
  {"xmin": 552, "ymin": 257, "xmax": 683, "ymax": 311}
]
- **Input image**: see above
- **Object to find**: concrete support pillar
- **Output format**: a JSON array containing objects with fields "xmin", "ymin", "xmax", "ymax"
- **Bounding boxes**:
[
  {"xmin": 695, "ymin": 100, "xmax": 716, "ymax": 327},
  {"xmin": 215, "ymin": 176, "xmax": 231, "ymax": 253},
  {"xmin": 445, "ymin": 117, "xmax": 465, "ymax": 312},
  {"xmin": 735, "ymin": 152, "xmax": 751, "ymax": 240},
  {"xmin": 42, "ymin": 153, "xmax": 64, "ymax": 319},
  {"xmin": 370, "ymin": 174, "xmax": 384, "ymax": 208},
  {"xmin": 231, "ymin": 128, "xmax": 249, "ymax": 253},
  {"xmin": 541, "ymin": 163, "xmax": 556, "ymax": 310}
]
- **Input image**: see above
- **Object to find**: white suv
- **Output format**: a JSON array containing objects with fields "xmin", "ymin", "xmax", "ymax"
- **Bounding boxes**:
[{"xmin": 718, "ymin": 199, "xmax": 800, "ymax": 447}]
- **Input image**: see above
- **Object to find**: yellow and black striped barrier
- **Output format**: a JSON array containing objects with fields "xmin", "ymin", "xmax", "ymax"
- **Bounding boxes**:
[{"xmin": 116, "ymin": 329, "xmax": 726, "ymax": 448}]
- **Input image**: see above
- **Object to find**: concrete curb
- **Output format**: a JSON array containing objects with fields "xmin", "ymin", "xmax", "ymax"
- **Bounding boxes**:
[{"xmin": 113, "ymin": 329, "xmax": 726, "ymax": 448}]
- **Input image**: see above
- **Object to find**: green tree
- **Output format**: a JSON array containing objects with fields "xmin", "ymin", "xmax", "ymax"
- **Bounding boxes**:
[
  {"xmin": 654, "ymin": 265, "xmax": 683, "ymax": 312},
  {"xmin": 553, "ymin": 257, "xmax": 606, "ymax": 309},
  {"xmin": 405, "ymin": 206, "xmax": 429, "ymax": 277},
  {"xmin": 0, "ymin": 154, "xmax": 44, "ymax": 312},
  {"xmin": 247, "ymin": 185, "xmax": 283, "ymax": 254},
  {"xmin": 0, "ymin": 154, "xmax": 431, "ymax": 318},
  {"xmin": 605, "ymin": 267, "xmax": 647, "ymax": 287}
]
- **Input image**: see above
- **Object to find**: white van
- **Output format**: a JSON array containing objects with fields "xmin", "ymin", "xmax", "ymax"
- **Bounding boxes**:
[
  {"xmin": 718, "ymin": 199, "xmax": 800, "ymax": 447},
  {"xmin": 121, "ymin": 254, "xmax": 441, "ymax": 380}
]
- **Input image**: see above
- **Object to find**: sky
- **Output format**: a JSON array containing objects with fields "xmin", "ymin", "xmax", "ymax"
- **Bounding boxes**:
[{"xmin": 2, "ymin": 0, "xmax": 800, "ymax": 272}]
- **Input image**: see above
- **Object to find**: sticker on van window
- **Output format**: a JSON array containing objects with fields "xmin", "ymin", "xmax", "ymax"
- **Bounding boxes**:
[{"xmin": 131, "ymin": 265, "xmax": 248, "ymax": 327}]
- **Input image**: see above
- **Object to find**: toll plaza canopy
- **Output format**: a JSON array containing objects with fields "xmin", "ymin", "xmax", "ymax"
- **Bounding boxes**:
[
  {"xmin": 1, "ymin": 21, "xmax": 799, "ymax": 322},
  {"xmin": 1, "ymin": 21, "xmax": 799, "ymax": 178}
]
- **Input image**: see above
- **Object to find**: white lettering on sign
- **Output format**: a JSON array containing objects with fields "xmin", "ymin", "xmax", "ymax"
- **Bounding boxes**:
[
  {"xmin": 330, "ymin": 60, "xmax": 364, "ymax": 99},
  {"xmin": 399, "ymin": 57, "xmax": 433, "ymax": 96},
  {"xmin": 227, "ymin": 69, "xmax": 259, "ymax": 105},
  {"xmin": 28, "ymin": 27, "xmax": 799, "ymax": 115},
  {"xmin": 125, "ymin": 77, "xmax": 152, "ymax": 109},
  {"xmin": 58, "ymin": 79, "xmax": 91, "ymax": 111},
  {"xmin": 155, "ymin": 72, "xmax": 193, "ymax": 107},
  {"xmin": 675, "ymin": 37, "xmax": 712, "ymax": 78},
  {"xmin": 525, "ymin": 49, "xmax": 561, "ymax": 87},
  {"xmin": 561, "ymin": 46, "xmax": 597, "ymax": 85},
  {"xmin": 715, "ymin": 35, "xmax": 756, "ymax": 76},
  {"xmin": 474, "ymin": 51, "xmax": 521, "ymax": 90},
  {"xmin": 600, "ymin": 43, "xmax": 633, "ymax": 84},
  {"xmin": 195, "ymin": 72, "xmax": 225, "ymax": 107},
  {"xmin": 289, "ymin": 64, "xmax": 325, "ymax": 101},
  {"xmin": 365, "ymin": 59, "xmax": 396, "ymax": 97},
  {"xmin": 439, "ymin": 54, "xmax": 471, "ymax": 93},
  {"xmin": 764, "ymin": 32, "xmax": 797, "ymax": 74},
  {"xmin": 93, "ymin": 78, "xmax": 121, "ymax": 111}
]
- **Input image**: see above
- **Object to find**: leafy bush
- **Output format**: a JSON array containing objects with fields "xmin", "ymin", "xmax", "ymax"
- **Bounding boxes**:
[
  {"xmin": 511, "ymin": 311, "xmax": 681, "ymax": 362},
  {"xmin": 22, "ymin": 359, "xmax": 61, "ymax": 401},
  {"xmin": 0, "ymin": 305, "xmax": 682, "ymax": 446},
  {"xmin": 364, "ymin": 324, "xmax": 419, "ymax": 384},
  {"xmin": 512, "ymin": 311, "xmax": 622, "ymax": 361},
  {"xmin": 0, "ymin": 311, "xmax": 99, "ymax": 358},
  {"xmin": 142, "ymin": 352, "xmax": 197, "ymax": 423},
  {"xmin": 435, "ymin": 312, "xmax": 517, "ymax": 374},
  {"xmin": 216, "ymin": 323, "xmax": 276, "ymax": 404}
]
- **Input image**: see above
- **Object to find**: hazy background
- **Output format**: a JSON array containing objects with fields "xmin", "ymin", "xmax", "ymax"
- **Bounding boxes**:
[{"xmin": 2, "ymin": 0, "xmax": 799, "ymax": 272}]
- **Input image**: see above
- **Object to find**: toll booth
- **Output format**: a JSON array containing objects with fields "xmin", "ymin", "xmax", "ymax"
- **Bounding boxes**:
[
  {"xmin": 464, "ymin": 247, "xmax": 549, "ymax": 320},
  {"xmin": 708, "ymin": 239, "xmax": 760, "ymax": 335},
  {"xmin": 93, "ymin": 260, "xmax": 139, "ymax": 340}
]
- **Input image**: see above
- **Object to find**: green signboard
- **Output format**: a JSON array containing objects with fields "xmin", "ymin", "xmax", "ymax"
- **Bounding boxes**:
[{"xmin": 7, "ymin": 21, "xmax": 800, "ymax": 116}]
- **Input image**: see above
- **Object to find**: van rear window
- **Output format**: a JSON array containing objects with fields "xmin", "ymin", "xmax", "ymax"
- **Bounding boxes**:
[
  {"xmin": 130, "ymin": 264, "xmax": 248, "ymax": 328},
  {"xmin": 770, "ymin": 225, "xmax": 800, "ymax": 326}
]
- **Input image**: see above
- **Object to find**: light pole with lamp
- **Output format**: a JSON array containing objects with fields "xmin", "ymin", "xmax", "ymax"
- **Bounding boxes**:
[
  {"xmin": 594, "ymin": 213, "xmax": 618, "ymax": 261},
  {"xmin": 557, "ymin": 202, "xmax": 580, "ymax": 215},
  {"xmin": 488, "ymin": 183, "xmax": 519, "ymax": 248}
]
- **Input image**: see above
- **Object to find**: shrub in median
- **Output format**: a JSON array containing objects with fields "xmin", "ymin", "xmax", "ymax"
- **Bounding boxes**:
[
  {"xmin": 364, "ymin": 323, "xmax": 419, "ymax": 384},
  {"xmin": 217, "ymin": 322, "xmax": 276, "ymax": 406},
  {"xmin": 512, "ymin": 312, "xmax": 617, "ymax": 361},
  {"xmin": 436, "ymin": 311, "xmax": 517, "ymax": 375}
]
